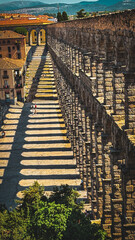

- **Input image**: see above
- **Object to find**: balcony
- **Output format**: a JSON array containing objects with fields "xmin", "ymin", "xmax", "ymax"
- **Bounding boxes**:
[
  {"xmin": 3, "ymin": 75, "xmax": 9, "ymax": 79},
  {"xmin": 3, "ymin": 85, "xmax": 10, "ymax": 89},
  {"xmin": 15, "ymin": 76, "xmax": 22, "ymax": 81},
  {"xmin": 15, "ymin": 83, "xmax": 22, "ymax": 89}
]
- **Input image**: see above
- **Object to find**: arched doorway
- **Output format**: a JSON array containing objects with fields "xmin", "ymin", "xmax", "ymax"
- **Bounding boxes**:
[
  {"xmin": 39, "ymin": 29, "xmax": 46, "ymax": 45},
  {"xmin": 30, "ymin": 30, "xmax": 37, "ymax": 45}
]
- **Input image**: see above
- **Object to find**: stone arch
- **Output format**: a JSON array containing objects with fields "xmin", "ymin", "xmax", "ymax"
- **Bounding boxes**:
[
  {"xmin": 114, "ymin": 129, "xmax": 122, "ymax": 150},
  {"xmin": 91, "ymin": 35, "xmax": 96, "ymax": 54},
  {"xmin": 117, "ymin": 39, "xmax": 126, "ymax": 69},
  {"xmin": 98, "ymin": 34, "xmax": 105, "ymax": 59},
  {"xmin": 129, "ymin": 44, "xmax": 135, "ymax": 71},
  {"xmin": 104, "ymin": 117, "xmax": 111, "ymax": 135},
  {"xmin": 30, "ymin": 29, "xmax": 38, "ymax": 45},
  {"xmin": 106, "ymin": 37, "xmax": 114, "ymax": 62},
  {"xmin": 86, "ymin": 95, "xmax": 90, "ymax": 107},
  {"xmin": 39, "ymin": 29, "xmax": 46, "ymax": 45}
]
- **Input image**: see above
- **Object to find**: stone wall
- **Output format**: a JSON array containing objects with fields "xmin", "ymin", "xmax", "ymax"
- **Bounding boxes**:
[{"xmin": 46, "ymin": 10, "xmax": 135, "ymax": 239}]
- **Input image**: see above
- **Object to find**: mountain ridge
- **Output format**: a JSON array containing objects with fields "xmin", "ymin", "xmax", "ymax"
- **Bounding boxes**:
[{"xmin": 0, "ymin": 0, "xmax": 135, "ymax": 15}]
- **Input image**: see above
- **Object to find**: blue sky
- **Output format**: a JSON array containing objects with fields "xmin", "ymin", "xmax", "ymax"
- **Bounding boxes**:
[{"xmin": 0, "ymin": 0, "xmax": 98, "ymax": 4}]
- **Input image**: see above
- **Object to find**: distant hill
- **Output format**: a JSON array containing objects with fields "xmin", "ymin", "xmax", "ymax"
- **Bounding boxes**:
[
  {"xmin": 108, "ymin": 0, "xmax": 135, "ymax": 11},
  {"xmin": 0, "ymin": 0, "xmax": 135, "ymax": 15}
]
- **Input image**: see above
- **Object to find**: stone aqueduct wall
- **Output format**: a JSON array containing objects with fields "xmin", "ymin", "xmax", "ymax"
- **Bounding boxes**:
[{"xmin": 46, "ymin": 10, "xmax": 135, "ymax": 240}]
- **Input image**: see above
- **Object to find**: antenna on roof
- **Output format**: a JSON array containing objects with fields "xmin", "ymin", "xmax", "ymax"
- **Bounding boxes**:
[{"xmin": 57, "ymin": 4, "xmax": 59, "ymax": 13}]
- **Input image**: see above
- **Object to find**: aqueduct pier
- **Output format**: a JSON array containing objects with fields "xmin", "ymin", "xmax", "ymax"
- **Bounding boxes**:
[{"xmin": 45, "ymin": 10, "xmax": 135, "ymax": 240}]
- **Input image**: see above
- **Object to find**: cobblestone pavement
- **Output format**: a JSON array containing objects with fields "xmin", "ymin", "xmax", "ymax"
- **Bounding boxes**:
[{"xmin": 0, "ymin": 47, "xmax": 87, "ymax": 209}]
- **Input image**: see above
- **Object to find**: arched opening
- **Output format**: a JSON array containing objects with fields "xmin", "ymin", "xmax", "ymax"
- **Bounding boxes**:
[
  {"xmin": 39, "ymin": 29, "xmax": 46, "ymax": 45},
  {"xmin": 106, "ymin": 38, "xmax": 114, "ymax": 63},
  {"xmin": 30, "ymin": 30, "xmax": 37, "ymax": 46},
  {"xmin": 91, "ymin": 37, "xmax": 96, "ymax": 54},
  {"xmin": 129, "ymin": 45, "xmax": 135, "ymax": 72},
  {"xmin": 117, "ymin": 40, "xmax": 126, "ymax": 69},
  {"xmin": 99, "ymin": 36, "xmax": 105, "ymax": 59}
]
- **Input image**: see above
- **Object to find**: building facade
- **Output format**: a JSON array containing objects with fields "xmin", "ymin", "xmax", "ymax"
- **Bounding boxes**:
[
  {"xmin": 0, "ymin": 30, "xmax": 26, "ymax": 104},
  {"xmin": 0, "ymin": 30, "xmax": 26, "ymax": 59}
]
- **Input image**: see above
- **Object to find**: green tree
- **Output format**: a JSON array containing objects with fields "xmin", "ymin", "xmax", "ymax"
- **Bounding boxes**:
[
  {"xmin": 57, "ymin": 12, "xmax": 63, "ymax": 22},
  {"xmin": 0, "ymin": 182, "xmax": 107, "ymax": 240},
  {"xmin": 32, "ymin": 201, "xmax": 71, "ymax": 240},
  {"xmin": 62, "ymin": 11, "xmax": 68, "ymax": 21},
  {"xmin": 14, "ymin": 27, "xmax": 27, "ymax": 36},
  {"xmin": 49, "ymin": 185, "xmax": 83, "ymax": 210},
  {"xmin": 76, "ymin": 9, "xmax": 86, "ymax": 18}
]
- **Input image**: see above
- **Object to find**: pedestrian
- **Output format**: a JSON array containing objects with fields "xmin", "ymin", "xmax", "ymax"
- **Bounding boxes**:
[
  {"xmin": 34, "ymin": 105, "xmax": 37, "ymax": 114},
  {"xmin": 80, "ymin": 179, "xmax": 83, "ymax": 189},
  {"xmin": 85, "ymin": 210, "xmax": 89, "ymax": 217},
  {"xmin": 2, "ymin": 130, "xmax": 5, "ymax": 138},
  {"xmin": 31, "ymin": 105, "xmax": 34, "ymax": 114}
]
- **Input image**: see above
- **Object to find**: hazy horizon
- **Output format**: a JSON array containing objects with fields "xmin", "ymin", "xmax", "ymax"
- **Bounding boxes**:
[{"xmin": 0, "ymin": 0, "xmax": 98, "ymax": 4}]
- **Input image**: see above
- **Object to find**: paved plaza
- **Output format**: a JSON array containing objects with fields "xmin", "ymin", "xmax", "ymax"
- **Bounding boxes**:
[{"xmin": 0, "ymin": 47, "xmax": 87, "ymax": 208}]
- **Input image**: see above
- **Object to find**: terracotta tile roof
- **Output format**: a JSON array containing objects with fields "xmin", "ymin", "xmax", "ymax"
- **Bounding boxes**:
[
  {"xmin": 0, "ymin": 18, "xmax": 52, "ymax": 27},
  {"xmin": 0, "ymin": 58, "xmax": 25, "ymax": 70},
  {"xmin": 0, "ymin": 13, "xmax": 36, "ymax": 18},
  {"xmin": 0, "ymin": 30, "xmax": 25, "ymax": 39}
]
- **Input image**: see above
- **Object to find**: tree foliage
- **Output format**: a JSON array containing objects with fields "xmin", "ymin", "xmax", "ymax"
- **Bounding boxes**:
[
  {"xmin": 57, "ymin": 11, "xmax": 68, "ymax": 22},
  {"xmin": 14, "ymin": 27, "xmax": 27, "ymax": 36},
  {"xmin": 76, "ymin": 9, "xmax": 86, "ymax": 18},
  {"xmin": 57, "ymin": 12, "xmax": 63, "ymax": 22},
  {"xmin": 62, "ymin": 11, "xmax": 68, "ymax": 21},
  {"xmin": 0, "ymin": 182, "xmax": 107, "ymax": 240}
]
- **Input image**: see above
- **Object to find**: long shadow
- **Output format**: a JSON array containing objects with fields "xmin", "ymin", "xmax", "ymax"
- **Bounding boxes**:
[
  {"xmin": 0, "ymin": 47, "xmax": 81, "ymax": 209},
  {"xmin": 27, "ymin": 47, "xmax": 48, "ymax": 102}
]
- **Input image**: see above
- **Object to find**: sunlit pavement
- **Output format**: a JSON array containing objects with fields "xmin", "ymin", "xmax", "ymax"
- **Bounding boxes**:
[{"xmin": 0, "ymin": 47, "xmax": 87, "ymax": 209}]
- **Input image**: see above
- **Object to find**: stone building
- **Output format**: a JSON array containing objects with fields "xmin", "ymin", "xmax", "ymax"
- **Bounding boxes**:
[
  {"xmin": 0, "ymin": 58, "xmax": 25, "ymax": 104},
  {"xmin": 0, "ymin": 30, "xmax": 26, "ymax": 104},
  {"xmin": 0, "ymin": 30, "xmax": 26, "ymax": 59}
]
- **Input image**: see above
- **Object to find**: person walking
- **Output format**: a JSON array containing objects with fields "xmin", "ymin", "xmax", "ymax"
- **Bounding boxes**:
[
  {"xmin": 35, "ymin": 104, "xmax": 37, "ymax": 114},
  {"xmin": 2, "ymin": 130, "xmax": 5, "ymax": 138}
]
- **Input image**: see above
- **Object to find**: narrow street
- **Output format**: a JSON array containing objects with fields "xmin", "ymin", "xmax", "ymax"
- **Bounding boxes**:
[{"xmin": 0, "ymin": 47, "xmax": 86, "ymax": 208}]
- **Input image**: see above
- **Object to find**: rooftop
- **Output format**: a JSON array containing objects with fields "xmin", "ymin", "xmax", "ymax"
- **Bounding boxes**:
[
  {"xmin": 0, "ymin": 18, "xmax": 53, "ymax": 27},
  {"xmin": 0, "ymin": 58, "xmax": 25, "ymax": 70},
  {"xmin": 0, "ymin": 30, "xmax": 25, "ymax": 39}
]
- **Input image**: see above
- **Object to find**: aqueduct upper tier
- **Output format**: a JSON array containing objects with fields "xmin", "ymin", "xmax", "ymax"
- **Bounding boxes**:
[{"xmin": 45, "ymin": 9, "xmax": 135, "ymax": 240}]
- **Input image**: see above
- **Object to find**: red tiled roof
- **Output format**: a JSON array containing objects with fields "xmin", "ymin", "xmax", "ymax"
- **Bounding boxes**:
[
  {"xmin": 0, "ymin": 58, "xmax": 25, "ymax": 69},
  {"xmin": 0, "ymin": 18, "xmax": 53, "ymax": 27},
  {"xmin": 0, "ymin": 30, "xmax": 25, "ymax": 39}
]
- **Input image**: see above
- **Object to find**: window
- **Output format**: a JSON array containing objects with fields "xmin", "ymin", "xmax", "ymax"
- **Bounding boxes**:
[
  {"xmin": 17, "ymin": 53, "xmax": 21, "ymax": 59},
  {"xmin": 34, "ymin": 32, "xmax": 37, "ymax": 36},
  {"xmin": 3, "ymin": 71, "xmax": 9, "ymax": 79},
  {"xmin": 40, "ymin": 31, "xmax": 42, "ymax": 36},
  {"xmin": 8, "ymin": 46, "xmax": 11, "ymax": 52},
  {"xmin": 4, "ymin": 80, "xmax": 8, "ymax": 85},
  {"xmin": 4, "ymin": 71, "xmax": 7, "ymax": 76},
  {"xmin": 3, "ymin": 40, "xmax": 5, "ymax": 44},
  {"xmin": 7, "ymin": 40, "xmax": 10, "ymax": 44},
  {"xmin": 0, "ymin": 54, "xmax": 2, "ymax": 58},
  {"xmin": 17, "ymin": 45, "xmax": 20, "ymax": 51},
  {"xmin": 12, "ymin": 46, "xmax": 15, "ymax": 50},
  {"xmin": 5, "ymin": 92, "xmax": 10, "ymax": 100},
  {"xmin": 9, "ymin": 54, "xmax": 11, "ymax": 58},
  {"xmin": 0, "ymin": 47, "xmax": 1, "ymax": 51}
]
